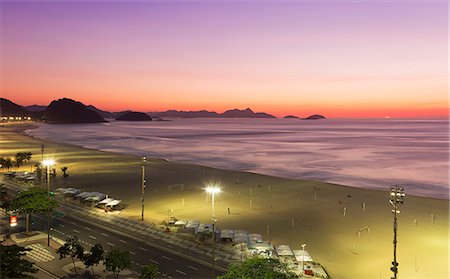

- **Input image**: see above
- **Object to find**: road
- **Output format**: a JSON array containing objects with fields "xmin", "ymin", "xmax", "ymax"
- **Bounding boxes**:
[
  {"xmin": 1, "ymin": 178, "xmax": 219, "ymax": 279},
  {"xmin": 30, "ymin": 213, "xmax": 215, "ymax": 278}
]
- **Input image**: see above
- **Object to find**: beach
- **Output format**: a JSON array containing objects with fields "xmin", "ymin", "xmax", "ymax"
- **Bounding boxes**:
[{"xmin": 1, "ymin": 122, "xmax": 448, "ymax": 279}]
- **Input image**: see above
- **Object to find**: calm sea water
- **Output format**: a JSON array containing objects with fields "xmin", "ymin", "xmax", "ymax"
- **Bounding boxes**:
[{"xmin": 26, "ymin": 118, "xmax": 449, "ymax": 199}]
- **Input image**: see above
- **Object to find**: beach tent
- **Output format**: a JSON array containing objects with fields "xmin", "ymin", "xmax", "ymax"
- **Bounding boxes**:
[
  {"xmin": 174, "ymin": 220, "xmax": 186, "ymax": 227},
  {"xmin": 293, "ymin": 249, "xmax": 313, "ymax": 262},
  {"xmin": 275, "ymin": 245, "xmax": 295, "ymax": 257},
  {"xmin": 248, "ymin": 233, "xmax": 263, "ymax": 245},
  {"xmin": 220, "ymin": 229, "xmax": 234, "ymax": 242},
  {"xmin": 185, "ymin": 220, "xmax": 200, "ymax": 232},
  {"xmin": 249, "ymin": 242, "xmax": 274, "ymax": 258},
  {"xmin": 196, "ymin": 224, "xmax": 213, "ymax": 234},
  {"xmin": 105, "ymin": 199, "xmax": 121, "ymax": 207},
  {"xmin": 99, "ymin": 198, "xmax": 115, "ymax": 205},
  {"xmin": 233, "ymin": 229, "xmax": 249, "ymax": 244}
]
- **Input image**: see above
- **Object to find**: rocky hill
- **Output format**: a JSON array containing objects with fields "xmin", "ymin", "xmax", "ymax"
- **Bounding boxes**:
[
  {"xmin": 43, "ymin": 98, "xmax": 106, "ymax": 123},
  {"xmin": 0, "ymin": 98, "xmax": 31, "ymax": 117}
]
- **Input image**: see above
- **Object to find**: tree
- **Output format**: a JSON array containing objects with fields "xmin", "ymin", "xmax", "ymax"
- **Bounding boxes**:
[
  {"xmin": 10, "ymin": 187, "xmax": 58, "ymax": 234},
  {"xmin": 218, "ymin": 258, "xmax": 296, "ymax": 279},
  {"xmin": 61, "ymin": 166, "xmax": 69, "ymax": 178},
  {"xmin": 104, "ymin": 248, "xmax": 131, "ymax": 279},
  {"xmin": 82, "ymin": 244, "xmax": 104, "ymax": 277},
  {"xmin": 139, "ymin": 263, "xmax": 159, "ymax": 279},
  {"xmin": 56, "ymin": 237, "xmax": 85, "ymax": 275},
  {"xmin": 0, "ymin": 158, "xmax": 13, "ymax": 171},
  {"xmin": 0, "ymin": 244, "xmax": 38, "ymax": 278}
]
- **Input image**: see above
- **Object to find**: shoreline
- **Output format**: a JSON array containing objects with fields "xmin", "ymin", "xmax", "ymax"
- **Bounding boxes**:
[
  {"xmin": 1, "ymin": 122, "xmax": 448, "ymax": 279},
  {"xmin": 18, "ymin": 121, "xmax": 450, "ymax": 201}
]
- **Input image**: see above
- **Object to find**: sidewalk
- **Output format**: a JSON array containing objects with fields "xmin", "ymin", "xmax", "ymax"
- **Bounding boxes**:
[{"xmin": 7, "ymin": 231, "xmax": 140, "ymax": 279}]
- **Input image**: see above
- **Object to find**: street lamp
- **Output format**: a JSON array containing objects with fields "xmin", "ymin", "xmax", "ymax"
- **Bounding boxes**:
[
  {"xmin": 141, "ymin": 156, "xmax": 146, "ymax": 221},
  {"xmin": 42, "ymin": 159, "xmax": 55, "ymax": 246},
  {"xmin": 205, "ymin": 185, "xmax": 221, "ymax": 278},
  {"xmin": 42, "ymin": 159, "xmax": 55, "ymax": 194},
  {"xmin": 301, "ymin": 243, "xmax": 306, "ymax": 273},
  {"xmin": 389, "ymin": 185, "xmax": 405, "ymax": 279}
]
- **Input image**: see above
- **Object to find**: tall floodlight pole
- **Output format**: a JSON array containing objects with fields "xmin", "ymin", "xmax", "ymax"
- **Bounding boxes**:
[
  {"xmin": 42, "ymin": 159, "xmax": 55, "ymax": 246},
  {"xmin": 389, "ymin": 185, "xmax": 405, "ymax": 279},
  {"xmin": 141, "ymin": 156, "xmax": 146, "ymax": 221},
  {"xmin": 205, "ymin": 186, "xmax": 221, "ymax": 279}
]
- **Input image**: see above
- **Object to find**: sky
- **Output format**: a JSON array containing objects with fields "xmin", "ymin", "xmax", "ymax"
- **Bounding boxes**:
[{"xmin": 0, "ymin": 1, "xmax": 448, "ymax": 118}]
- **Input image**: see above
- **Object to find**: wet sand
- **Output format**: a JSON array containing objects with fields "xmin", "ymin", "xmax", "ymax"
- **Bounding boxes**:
[{"xmin": 1, "ymin": 122, "xmax": 448, "ymax": 279}]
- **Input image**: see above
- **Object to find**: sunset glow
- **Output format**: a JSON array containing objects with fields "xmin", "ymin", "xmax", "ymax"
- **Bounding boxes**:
[{"xmin": 1, "ymin": 1, "xmax": 447, "ymax": 118}]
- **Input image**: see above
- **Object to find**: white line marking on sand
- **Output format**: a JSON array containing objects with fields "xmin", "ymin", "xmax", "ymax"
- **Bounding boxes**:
[
  {"xmin": 89, "ymin": 235, "xmax": 96, "ymax": 240},
  {"xmin": 73, "ymin": 229, "xmax": 80, "ymax": 233},
  {"xmin": 101, "ymin": 233, "xmax": 109, "ymax": 237},
  {"xmin": 119, "ymin": 239, "xmax": 127, "ymax": 243},
  {"xmin": 139, "ymin": 247, "xmax": 148, "ymax": 252},
  {"xmin": 188, "ymin": 265, "xmax": 199, "ymax": 271},
  {"xmin": 175, "ymin": 270, "xmax": 186, "ymax": 275},
  {"xmin": 149, "ymin": 259, "xmax": 159, "ymax": 264},
  {"xmin": 130, "ymin": 251, "xmax": 136, "ymax": 255},
  {"xmin": 161, "ymin": 255, "xmax": 172, "ymax": 261},
  {"xmin": 84, "ymin": 227, "xmax": 92, "ymax": 231},
  {"xmin": 107, "ymin": 242, "xmax": 115, "ymax": 247}
]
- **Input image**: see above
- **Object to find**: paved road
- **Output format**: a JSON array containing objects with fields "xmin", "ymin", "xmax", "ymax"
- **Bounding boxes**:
[
  {"xmin": 2, "ymin": 178, "xmax": 223, "ymax": 278},
  {"xmin": 23, "ymin": 213, "xmax": 215, "ymax": 279}
]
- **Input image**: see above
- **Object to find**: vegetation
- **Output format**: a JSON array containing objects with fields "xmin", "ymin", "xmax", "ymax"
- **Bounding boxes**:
[
  {"xmin": 82, "ymin": 244, "xmax": 104, "ymax": 277},
  {"xmin": 61, "ymin": 166, "xmax": 69, "ymax": 178},
  {"xmin": 10, "ymin": 187, "xmax": 58, "ymax": 234},
  {"xmin": 218, "ymin": 258, "xmax": 296, "ymax": 279},
  {"xmin": 0, "ymin": 158, "xmax": 13, "ymax": 171},
  {"xmin": 14, "ymin": 152, "xmax": 32, "ymax": 169},
  {"xmin": 104, "ymin": 248, "xmax": 131, "ymax": 279},
  {"xmin": 138, "ymin": 263, "xmax": 159, "ymax": 279},
  {"xmin": 0, "ymin": 244, "xmax": 37, "ymax": 279},
  {"xmin": 56, "ymin": 237, "xmax": 85, "ymax": 275}
]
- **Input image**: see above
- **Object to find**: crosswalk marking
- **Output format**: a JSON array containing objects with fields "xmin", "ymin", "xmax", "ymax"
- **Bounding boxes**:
[{"xmin": 24, "ymin": 244, "xmax": 55, "ymax": 262}]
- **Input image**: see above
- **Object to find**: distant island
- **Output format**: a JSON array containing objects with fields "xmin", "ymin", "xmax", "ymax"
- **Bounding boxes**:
[
  {"xmin": 0, "ymin": 97, "xmax": 327, "ymax": 122},
  {"xmin": 305, "ymin": 114, "xmax": 326, "ymax": 120},
  {"xmin": 150, "ymin": 108, "xmax": 276, "ymax": 118},
  {"xmin": 116, "ymin": 111, "xmax": 152, "ymax": 121}
]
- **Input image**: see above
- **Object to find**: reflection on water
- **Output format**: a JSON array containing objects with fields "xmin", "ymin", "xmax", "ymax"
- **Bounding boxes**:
[{"xmin": 27, "ymin": 118, "xmax": 449, "ymax": 199}]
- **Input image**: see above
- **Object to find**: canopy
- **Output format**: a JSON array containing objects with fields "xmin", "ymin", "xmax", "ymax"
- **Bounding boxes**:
[
  {"xmin": 99, "ymin": 198, "xmax": 114, "ymax": 204},
  {"xmin": 106, "ymin": 199, "xmax": 121, "ymax": 207}
]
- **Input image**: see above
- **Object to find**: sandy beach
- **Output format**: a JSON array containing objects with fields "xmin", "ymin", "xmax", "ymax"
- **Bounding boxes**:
[{"xmin": 1, "ymin": 122, "xmax": 448, "ymax": 279}]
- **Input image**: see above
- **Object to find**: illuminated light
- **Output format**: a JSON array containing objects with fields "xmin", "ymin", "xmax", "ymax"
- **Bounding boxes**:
[
  {"xmin": 10, "ymin": 215, "xmax": 17, "ymax": 227},
  {"xmin": 205, "ymin": 186, "xmax": 221, "ymax": 195},
  {"xmin": 42, "ymin": 159, "xmax": 56, "ymax": 167}
]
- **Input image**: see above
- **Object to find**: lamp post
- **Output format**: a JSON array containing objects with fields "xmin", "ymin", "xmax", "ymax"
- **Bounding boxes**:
[
  {"xmin": 141, "ymin": 156, "xmax": 146, "ymax": 221},
  {"xmin": 301, "ymin": 243, "xmax": 306, "ymax": 273},
  {"xmin": 389, "ymin": 186, "xmax": 405, "ymax": 279},
  {"xmin": 42, "ymin": 159, "xmax": 55, "ymax": 246},
  {"xmin": 205, "ymin": 186, "xmax": 221, "ymax": 279}
]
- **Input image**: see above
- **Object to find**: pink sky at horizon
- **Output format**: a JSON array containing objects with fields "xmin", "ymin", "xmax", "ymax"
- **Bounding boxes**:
[{"xmin": 1, "ymin": 1, "xmax": 448, "ymax": 118}]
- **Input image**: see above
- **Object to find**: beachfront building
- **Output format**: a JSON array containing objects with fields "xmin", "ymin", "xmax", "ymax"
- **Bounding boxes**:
[{"xmin": 1, "ymin": 116, "xmax": 32, "ymax": 122}]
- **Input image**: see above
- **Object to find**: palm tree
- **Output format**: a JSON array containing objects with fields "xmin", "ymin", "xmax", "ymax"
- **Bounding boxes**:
[{"xmin": 2, "ymin": 158, "xmax": 13, "ymax": 171}]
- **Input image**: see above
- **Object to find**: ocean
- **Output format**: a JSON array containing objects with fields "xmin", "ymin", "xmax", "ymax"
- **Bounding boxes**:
[{"xmin": 26, "ymin": 118, "xmax": 449, "ymax": 199}]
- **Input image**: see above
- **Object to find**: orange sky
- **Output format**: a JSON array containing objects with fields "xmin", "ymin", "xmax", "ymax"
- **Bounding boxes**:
[{"xmin": 1, "ymin": 1, "xmax": 448, "ymax": 118}]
